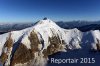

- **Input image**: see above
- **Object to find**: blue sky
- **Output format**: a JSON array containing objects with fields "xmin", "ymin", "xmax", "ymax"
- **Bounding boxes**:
[{"xmin": 0, "ymin": 0, "xmax": 100, "ymax": 23}]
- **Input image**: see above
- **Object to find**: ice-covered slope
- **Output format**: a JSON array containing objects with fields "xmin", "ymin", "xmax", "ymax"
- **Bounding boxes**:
[{"xmin": 0, "ymin": 18, "xmax": 82, "ymax": 66}]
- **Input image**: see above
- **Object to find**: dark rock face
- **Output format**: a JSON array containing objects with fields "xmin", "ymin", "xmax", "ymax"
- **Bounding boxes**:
[
  {"xmin": 11, "ymin": 30, "xmax": 41, "ymax": 66},
  {"xmin": 96, "ymin": 44, "xmax": 100, "ymax": 51},
  {"xmin": 43, "ymin": 35, "xmax": 65, "ymax": 58},
  {"xmin": 11, "ymin": 43, "xmax": 33, "ymax": 66},
  {"xmin": 29, "ymin": 30, "xmax": 41, "ymax": 52},
  {"xmin": 96, "ymin": 39, "xmax": 100, "ymax": 51}
]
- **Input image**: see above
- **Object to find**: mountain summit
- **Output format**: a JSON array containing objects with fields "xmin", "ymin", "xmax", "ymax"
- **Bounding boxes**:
[{"xmin": 43, "ymin": 17, "xmax": 48, "ymax": 20}]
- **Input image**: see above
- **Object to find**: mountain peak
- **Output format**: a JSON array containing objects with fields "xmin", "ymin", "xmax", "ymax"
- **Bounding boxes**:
[
  {"xmin": 35, "ymin": 18, "xmax": 55, "ymax": 26},
  {"xmin": 43, "ymin": 17, "xmax": 48, "ymax": 20}
]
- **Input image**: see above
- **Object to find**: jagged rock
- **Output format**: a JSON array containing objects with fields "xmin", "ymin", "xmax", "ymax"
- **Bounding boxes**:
[{"xmin": 1, "ymin": 33, "xmax": 13, "ymax": 66}]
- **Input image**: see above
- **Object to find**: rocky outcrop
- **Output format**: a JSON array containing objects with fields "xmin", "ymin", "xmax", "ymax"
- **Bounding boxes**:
[
  {"xmin": 1, "ymin": 33, "xmax": 13, "ymax": 66},
  {"xmin": 92, "ymin": 39, "xmax": 100, "ymax": 52}
]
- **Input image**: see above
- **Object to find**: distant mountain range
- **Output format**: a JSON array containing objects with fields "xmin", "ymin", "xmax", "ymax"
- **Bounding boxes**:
[
  {"xmin": 0, "ymin": 23, "xmax": 34, "ymax": 34},
  {"xmin": 56, "ymin": 21, "xmax": 100, "ymax": 32},
  {"xmin": 0, "ymin": 21, "xmax": 100, "ymax": 34}
]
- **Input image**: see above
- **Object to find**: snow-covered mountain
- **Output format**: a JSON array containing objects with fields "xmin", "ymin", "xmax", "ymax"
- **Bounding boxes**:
[
  {"xmin": 0, "ymin": 18, "xmax": 82, "ymax": 66},
  {"xmin": 0, "ymin": 18, "xmax": 100, "ymax": 66}
]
